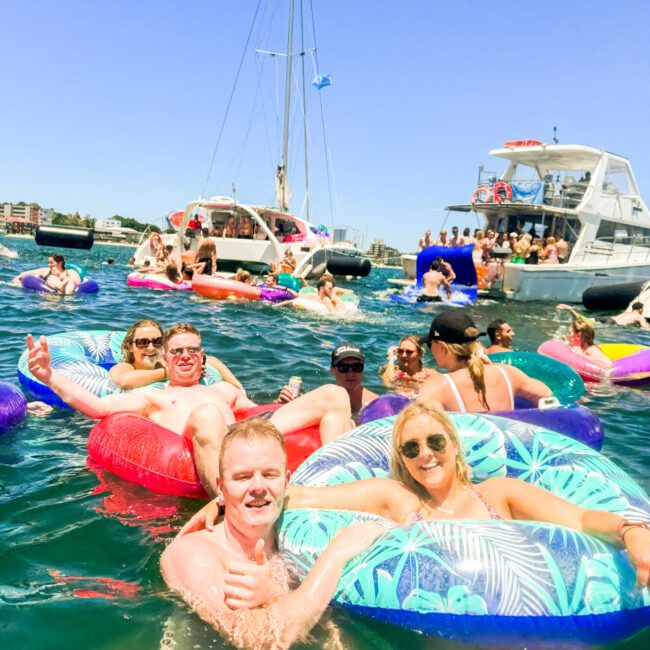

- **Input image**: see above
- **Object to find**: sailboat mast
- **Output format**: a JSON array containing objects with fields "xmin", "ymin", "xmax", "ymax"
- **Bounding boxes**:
[
  {"xmin": 300, "ymin": 0, "xmax": 310, "ymax": 221},
  {"xmin": 280, "ymin": 0, "xmax": 295, "ymax": 212}
]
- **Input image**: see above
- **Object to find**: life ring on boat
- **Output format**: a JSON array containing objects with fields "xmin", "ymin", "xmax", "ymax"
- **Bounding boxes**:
[
  {"xmin": 16, "ymin": 330, "xmax": 222, "ymax": 407},
  {"xmin": 539, "ymin": 340, "xmax": 650, "ymax": 386},
  {"xmin": 0, "ymin": 382, "xmax": 27, "ymax": 434},
  {"xmin": 87, "ymin": 404, "xmax": 322, "ymax": 499},
  {"xmin": 358, "ymin": 352, "xmax": 603, "ymax": 449},
  {"xmin": 192, "ymin": 274, "xmax": 262, "ymax": 301},
  {"xmin": 280, "ymin": 415, "xmax": 650, "ymax": 646},
  {"xmin": 470, "ymin": 186, "xmax": 491, "ymax": 203},
  {"xmin": 149, "ymin": 232, "xmax": 164, "ymax": 253},
  {"xmin": 127, "ymin": 272, "xmax": 192, "ymax": 291},
  {"xmin": 492, "ymin": 181, "xmax": 513, "ymax": 202}
]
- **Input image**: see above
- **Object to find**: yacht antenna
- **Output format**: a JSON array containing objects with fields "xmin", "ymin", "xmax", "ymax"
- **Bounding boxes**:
[
  {"xmin": 279, "ymin": 0, "xmax": 296, "ymax": 212},
  {"xmin": 553, "ymin": 126, "xmax": 559, "ymax": 144}
]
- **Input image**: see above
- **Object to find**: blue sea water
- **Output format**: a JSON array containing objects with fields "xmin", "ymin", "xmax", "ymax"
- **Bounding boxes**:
[{"xmin": 0, "ymin": 235, "xmax": 648, "ymax": 649}]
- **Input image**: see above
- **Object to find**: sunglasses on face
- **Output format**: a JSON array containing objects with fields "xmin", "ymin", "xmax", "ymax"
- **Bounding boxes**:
[
  {"xmin": 133, "ymin": 337, "xmax": 164, "ymax": 349},
  {"xmin": 335, "ymin": 362, "xmax": 364, "ymax": 373},
  {"xmin": 400, "ymin": 433, "xmax": 447, "ymax": 459},
  {"xmin": 397, "ymin": 349, "xmax": 416, "ymax": 356},
  {"xmin": 168, "ymin": 346, "xmax": 202, "ymax": 356}
]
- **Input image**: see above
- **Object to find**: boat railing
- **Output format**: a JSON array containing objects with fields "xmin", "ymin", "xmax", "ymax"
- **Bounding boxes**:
[
  {"xmin": 473, "ymin": 177, "xmax": 588, "ymax": 209},
  {"xmin": 573, "ymin": 237, "xmax": 650, "ymax": 265},
  {"xmin": 330, "ymin": 225, "xmax": 365, "ymax": 249}
]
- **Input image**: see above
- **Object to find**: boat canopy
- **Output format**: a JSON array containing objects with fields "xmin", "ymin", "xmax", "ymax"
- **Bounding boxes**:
[{"xmin": 489, "ymin": 144, "xmax": 606, "ymax": 173}]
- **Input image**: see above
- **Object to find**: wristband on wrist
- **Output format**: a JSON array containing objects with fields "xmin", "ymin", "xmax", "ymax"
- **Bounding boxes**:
[{"xmin": 617, "ymin": 519, "xmax": 650, "ymax": 543}]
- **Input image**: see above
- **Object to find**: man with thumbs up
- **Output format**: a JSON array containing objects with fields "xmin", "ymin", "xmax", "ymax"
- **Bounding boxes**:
[{"xmin": 161, "ymin": 417, "xmax": 383, "ymax": 646}]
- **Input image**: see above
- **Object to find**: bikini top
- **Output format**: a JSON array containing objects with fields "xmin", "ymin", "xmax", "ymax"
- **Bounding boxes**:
[
  {"xmin": 409, "ymin": 486, "xmax": 503, "ymax": 524},
  {"xmin": 442, "ymin": 365, "xmax": 514, "ymax": 412}
]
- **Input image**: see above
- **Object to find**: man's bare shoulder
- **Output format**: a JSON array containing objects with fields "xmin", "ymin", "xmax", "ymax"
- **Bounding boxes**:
[{"xmin": 161, "ymin": 528, "xmax": 226, "ymax": 586}]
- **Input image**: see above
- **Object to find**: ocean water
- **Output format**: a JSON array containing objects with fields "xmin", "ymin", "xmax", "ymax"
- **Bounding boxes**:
[{"xmin": 0, "ymin": 235, "xmax": 648, "ymax": 650}]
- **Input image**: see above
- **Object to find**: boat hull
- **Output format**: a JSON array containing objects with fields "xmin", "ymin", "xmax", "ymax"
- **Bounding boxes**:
[{"xmin": 502, "ymin": 262, "xmax": 650, "ymax": 302}]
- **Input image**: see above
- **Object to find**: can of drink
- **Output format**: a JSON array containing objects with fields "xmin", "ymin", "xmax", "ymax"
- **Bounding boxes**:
[{"xmin": 288, "ymin": 376, "xmax": 302, "ymax": 399}]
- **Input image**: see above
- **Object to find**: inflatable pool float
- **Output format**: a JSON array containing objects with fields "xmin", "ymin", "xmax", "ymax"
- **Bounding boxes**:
[
  {"xmin": 280, "ymin": 415, "xmax": 650, "ymax": 646},
  {"xmin": 87, "ymin": 404, "xmax": 321, "ymax": 498},
  {"xmin": 127, "ymin": 272, "xmax": 192, "ymax": 291},
  {"xmin": 388, "ymin": 284, "xmax": 473, "ymax": 307},
  {"xmin": 539, "ymin": 340, "xmax": 650, "ymax": 386},
  {"xmin": 360, "ymin": 352, "xmax": 603, "ymax": 449},
  {"xmin": 20, "ymin": 262, "xmax": 99, "ymax": 294},
  {"xmin": 0, "ymin": 382, "xmax": 27, "ymax": 434},
  {"xmin": 192, "ymin": 274, "xmax": 262, "ymax": 301},
  {"xmin": 17, "ymin": 330, "xmax": 223, "ymax": 407},
  {"xmin": 293, "ymin": 287, "xmax": 360, "ymax": 316}
]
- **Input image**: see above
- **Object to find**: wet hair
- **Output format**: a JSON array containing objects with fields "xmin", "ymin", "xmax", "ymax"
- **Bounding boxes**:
[
  {"xmin": 399, "ymin": 335, "xmax": 424, "ymax": 370},
  {"xmin": 164, "ymin": 322, "xmax": 201, "ymax": 348},
  {"xmin": 391, "ymin": 402, "xmax": 471, "ymax": 500},
  {"xmin": 235, "ymin": 268, "xmax": 252, "ymax": 283},
  {"xmin": 438, "ymin": 337, "xmax": 489, "ymax": 410},
  {"xmin": 632, "ymin": 301, "xmax": 644, "ymax": 311},
  {"xmin": 201, "ymin": 227, "xmax": 209, "ymax": 237},
  {"xmin": 121, "ymin": 319, "xmax": 163, "ymax": 364},
  {"xmin": 219, "ymin": 418, "xmax": 286, "ymax": 476},
  {"xmin": 487, "ymin": 319, "xmax": 506, "ymax": 345},
  {"xmin": 165, "ymin": 264, "xmax": 181, "ymax": 283},
  {"xmin": 50, "ymin": 253, "xmax": 66, "ymax": 269},
  {"xmin": 320, "ymin": 272, "xmax": 335, "ymax": 285},
  {"xmin": 317, "ymin": 278, "xmax": 331, "ymax": 290},
  {"xmin": 572, "ymin": 318, "xmax": 595, "ymax": 348}
]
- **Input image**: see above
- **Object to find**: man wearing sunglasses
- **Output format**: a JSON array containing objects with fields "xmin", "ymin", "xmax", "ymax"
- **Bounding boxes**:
[
  {"xmin": 26, "ymin": 324, "xmax": 353, "ymax": 497},
  {"xmin": 275, "ymin": 342, "xmax": 378, "ymax": 424}
]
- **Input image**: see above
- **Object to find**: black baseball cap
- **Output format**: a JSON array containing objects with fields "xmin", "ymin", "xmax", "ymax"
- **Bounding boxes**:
[
  {"xmin": 331, "ymin": 342, "xmax": 365, "ymax": 366},
  {"xmin": 419, "ymin": 311, "xmax": 485, "ymax": 345}
]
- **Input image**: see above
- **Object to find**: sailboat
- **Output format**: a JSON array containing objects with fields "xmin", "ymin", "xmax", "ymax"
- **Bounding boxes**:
[{"xmin": 133, "ymin": 0, "xmax": 370, "ymax": 279}]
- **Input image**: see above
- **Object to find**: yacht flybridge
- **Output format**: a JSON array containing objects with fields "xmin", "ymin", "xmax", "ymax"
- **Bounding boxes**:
[
  {"xmin": 133, "ymin": 196, "xmax": 368, "ymax": 278},
  {"xmin": 448, "ymin": 141, "xmax": 650, "ymax": 302}
]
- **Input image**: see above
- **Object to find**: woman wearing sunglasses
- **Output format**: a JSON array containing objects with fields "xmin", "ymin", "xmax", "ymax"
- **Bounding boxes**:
[
  {"xmin": 183, "ymin": 401, "xmax": 650, "ymax": 587},
  {"xmin": 110, "ymin": 319, "xmax": 243, "ymax": 391},
  {"xmin": 381, "ymin": 335, "xmax": 437, "ymax": 395}
]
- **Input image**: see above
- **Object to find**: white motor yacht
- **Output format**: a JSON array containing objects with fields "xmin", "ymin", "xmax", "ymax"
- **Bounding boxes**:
[{"xmin": 447, "ymin": 141, "xmax": 650, "ymax": 302}]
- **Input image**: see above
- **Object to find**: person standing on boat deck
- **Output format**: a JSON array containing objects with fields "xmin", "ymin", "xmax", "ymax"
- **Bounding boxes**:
[
  {"xmin": 192, "ymin": 228, "xmax": 218, "ymax": 276},
  {"xmin": 25, "ymin": 323, "xmax": 354, "ymax": 498},
  {"xmin": 238, "ymin": 215, "xmax": 253, "ymax": 239},
  {"xmin": 485, "ymin": 319, "xmax": 516, "ymax": 354},
  {"xmin": 418, "ymin": 229, "xmax": 432, "ymax": 250},
  {"xmin": 275, "ymin": 342, "xmax": 378, "ymax": 424},
  {"xmin": 161, "ymin": 418, "xmax": 385, "ymax": 649},
  {"xmin": 555, "ymin": 234, "xmax": 569, "ymax": 263},
  {"xmin": 434, "ymin": 229, "xmax": 450, "ymax": 247},
  {"xmin": 417, "ymin": 311, "xmax": 552, "ymax": 412},
  {"xmin": 417, "ymin": 259, "xmax": 451, "ymax": 303},
  {"xmin": 461, "ymin": 227, "xmax": 475, "ymax": 247},
  {"xmin": 449, "ymin": 227, "xmax": 462, "ymax": 247}
]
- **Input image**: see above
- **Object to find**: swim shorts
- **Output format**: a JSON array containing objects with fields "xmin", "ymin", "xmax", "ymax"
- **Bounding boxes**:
[{"xmin": 416, "ymin": 294, "xmax": 442, "ymax": 303}]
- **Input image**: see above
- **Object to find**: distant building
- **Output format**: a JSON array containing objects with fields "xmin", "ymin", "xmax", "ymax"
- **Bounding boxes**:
[
  {"xmin": 94, "ymin": 223, "xmax": 141, "ymax": 244},
  {"xmin": 95, "ymin": 218, "xmax": 121, "ymax": 230},
  {"xmin": 367, "ymin": 238, "xmax": 400, "ymax": 265},
  {"xmin": 1, "ymin": 202, "xmax": 49, "ymax": 234}
]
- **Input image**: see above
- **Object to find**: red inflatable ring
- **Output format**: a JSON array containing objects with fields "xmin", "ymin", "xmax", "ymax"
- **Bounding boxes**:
[
  {"xmin": 492, "ymin": 181, "xmax": 513, "ymax": 203},
  {"xmin": 470, "ymin": 186, "xmax": 491, "ymax": 203},
  {"xmin": 149, "ymin": 231, "xmax": 164, "ymax": 253},
  {"xmin": 87, "ymin": 405, "xmax": 321, "ymax": 499}
]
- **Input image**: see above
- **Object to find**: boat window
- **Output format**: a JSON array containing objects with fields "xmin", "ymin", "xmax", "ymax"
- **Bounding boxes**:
[
  {"xmin": 603, "ymin": 160, "xmax": 634, "ymax": 195},
  {"xmin": 595, "ymin": 220, "xmax": 650, "ymax": 247}
]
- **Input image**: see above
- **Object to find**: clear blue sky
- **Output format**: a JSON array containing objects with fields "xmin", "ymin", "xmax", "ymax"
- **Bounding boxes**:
[{"xmin": 2, "ymin": 0, "xmax": 650, "ymax": 251}]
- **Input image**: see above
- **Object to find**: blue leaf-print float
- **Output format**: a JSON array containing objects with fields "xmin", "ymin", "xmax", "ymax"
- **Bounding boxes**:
[
  {"xmin": 280, "ymin": 414, "xmax": 650, "ymax": 646},
  {"xmin": 16, "ymin": 330, "xmax": 222, "ymax": 407}
]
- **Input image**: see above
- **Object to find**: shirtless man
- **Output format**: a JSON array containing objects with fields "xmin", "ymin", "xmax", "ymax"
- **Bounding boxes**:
[
  {"xmin": 418, "ymin": 229, "xmax": 432, "ymax": 250},
  {"xmin": 13, "ymin": 254, "xmax": 81, "ymax": 294},
  {"xmin": 434, "ymin": 229, "xmax": 449, "ymax": 247},
  {"xmin": 597, "ymin": 302, "xmax": 650, "ymax": 330},
  {"xmin": 275, "ymin": 342, "xmax": 378, "ymax": 424},
  {"xmin": 449, "ymin": 226, "xmax": 461, "ymax": 247},
  {"xmin": 296, "ymin": 278, "xmax": 346, "ymax": 314},
  {"xmin": 25, "ymin": 323, "xmax": 353, "ymax": 497},
  {"xmin": 485, "ymin": 319, "xmax": 516, "ymax": 353},
  {"xmin": 416, "ymin": 260, "xmax": 451, "ymax": 303},
  {"xmin": 161, "ymin": 419, "xmax": 383, "ymax": 648}
]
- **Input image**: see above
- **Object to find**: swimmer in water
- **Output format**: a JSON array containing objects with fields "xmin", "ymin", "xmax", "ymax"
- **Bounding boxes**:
[
  {"xmin": 12, "ymin": 254, "xmax": 81, "ymax": 294},
  {"xmin": 161, "ymin": 418, "xmax": 384, "ymax": 648}
]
